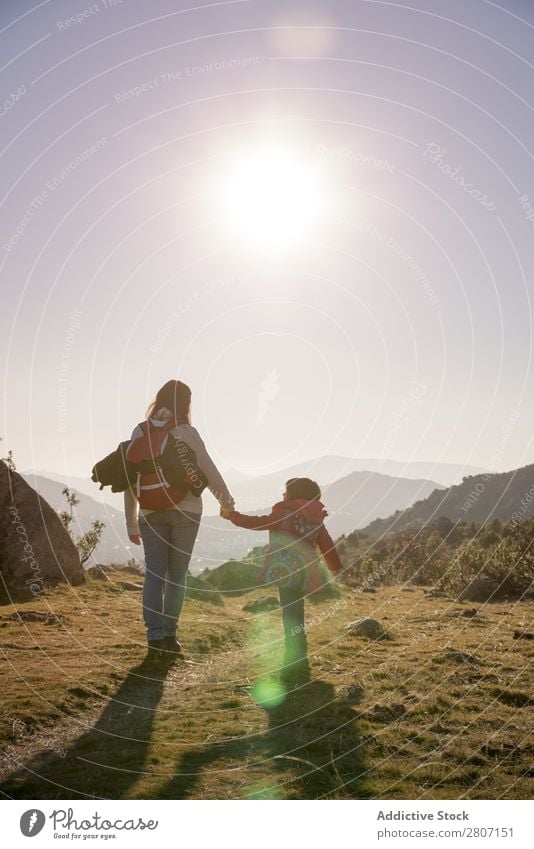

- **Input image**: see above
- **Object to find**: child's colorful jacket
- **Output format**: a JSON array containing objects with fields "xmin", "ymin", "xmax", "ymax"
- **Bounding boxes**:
[{"xmin": 228, "ymin": 498, "xmax": 343, "ymax": 593}]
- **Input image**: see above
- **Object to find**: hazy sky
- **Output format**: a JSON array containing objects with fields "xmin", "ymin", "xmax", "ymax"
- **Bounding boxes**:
[{"xmin": 1, "ymin": 0, "xmax": 534, "ymax": 480}]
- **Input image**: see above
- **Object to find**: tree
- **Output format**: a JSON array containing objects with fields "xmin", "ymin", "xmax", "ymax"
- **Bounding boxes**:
[
  {"xmin": 58, "ymin": 487, "xmax": 80, "ymax": 534},
  {"xmin": 76, "ymin": 520, "xmax": 105, "ymax": 568},
  {"xmin": 434, "ymin": 515, "xmax": 454, "ymax": 539},
  {"xmin": 490, "ymin": 517, "xmax": 502, "ymax": 534},
  {"xmin": 59, "ymin": 487, "xmax": 105, "ymax": 567}
]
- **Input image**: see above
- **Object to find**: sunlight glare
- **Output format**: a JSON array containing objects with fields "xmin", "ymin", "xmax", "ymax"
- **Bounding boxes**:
[{"xmin": 220, "ymin": 148, "xmax": 321, "ymax": 249}]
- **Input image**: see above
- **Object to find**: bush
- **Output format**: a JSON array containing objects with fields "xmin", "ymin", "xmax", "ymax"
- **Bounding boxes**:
[
  {"xmin": 338, "ymin": 517, "xmax": 534, "ymax": 598},
  {"xmin": 202, "ymin": 560, "xmax": 260, "ymax": 594}
]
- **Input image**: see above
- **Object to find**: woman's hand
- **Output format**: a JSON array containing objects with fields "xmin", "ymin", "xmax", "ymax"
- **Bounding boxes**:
[
  {"xmin": 220, "ymin": 506, "xmax": 234, "ymax": 519},
  {"xmin": 129, "ymin": 533, "xmax": 142, "ymax": 545}
]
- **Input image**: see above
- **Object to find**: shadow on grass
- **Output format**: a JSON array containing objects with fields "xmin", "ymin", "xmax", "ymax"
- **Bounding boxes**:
[
  {"xmin": 160, "ymin": 676, "xmax": 370, "ymax": 800},
  {"xmin": 0, "ymin": 656, "xmax": 172, "ymax": 800}
]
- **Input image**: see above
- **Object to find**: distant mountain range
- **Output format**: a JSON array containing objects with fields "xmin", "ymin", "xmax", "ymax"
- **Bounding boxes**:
[
  {"xmin": 25, "ymin": 470, "xmax": 125, "ymax": 511},
  {"xmin": 22, "ymin": 457, "xmax": 496, "ymax": 573},
  {"xmin": 26, "ymin": 456, "xmax": 485, "ymax": 510},
  {"xmin": 320, "ymin": 470, "xmax": 445, "ymax": 537},
  {"xmin": 210, "ymin": 456, "xmax": 487, "ymax": 511}
]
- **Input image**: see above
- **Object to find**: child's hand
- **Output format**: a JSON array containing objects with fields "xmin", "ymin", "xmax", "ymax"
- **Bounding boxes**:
[{"xmin": 220, "ymin": 507, "xmax": 234, "ymax": 519}]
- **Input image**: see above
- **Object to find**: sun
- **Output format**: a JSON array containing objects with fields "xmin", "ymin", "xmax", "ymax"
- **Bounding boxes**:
[{"xmin": 219, "ymin": 148, "xmax": 321, "ymax": 249}]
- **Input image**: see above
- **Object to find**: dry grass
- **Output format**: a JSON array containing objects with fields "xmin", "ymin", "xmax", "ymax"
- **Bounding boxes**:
[{"xmin": 0, "ymin": 572, "xmax": 532, "ymax": 799}]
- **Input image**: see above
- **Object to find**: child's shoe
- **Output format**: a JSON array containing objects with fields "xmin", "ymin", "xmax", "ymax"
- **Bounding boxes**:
[{"xmin": 281, "ymin": 658, "xmax": 310, "ymax": 687}]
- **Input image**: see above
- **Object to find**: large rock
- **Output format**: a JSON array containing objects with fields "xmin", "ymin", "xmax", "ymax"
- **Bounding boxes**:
[{"xmin": 0, "ymin": 462, "xmax": 85, "ymax": 596}]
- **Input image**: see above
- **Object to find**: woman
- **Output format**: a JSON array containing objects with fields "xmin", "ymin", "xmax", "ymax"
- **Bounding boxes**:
[{"xmin": 125, "ymin": 379, "xmax": 234, "ymax": 659}]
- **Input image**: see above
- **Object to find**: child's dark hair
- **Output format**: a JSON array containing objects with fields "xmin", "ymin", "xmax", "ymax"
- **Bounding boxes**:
[{"xmin": 285, "ymin": 477, "xmax": 321, "ymax": 501}]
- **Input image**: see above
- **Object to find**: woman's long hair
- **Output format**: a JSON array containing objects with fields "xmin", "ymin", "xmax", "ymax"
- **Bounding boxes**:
[{"xmin": 146, "ymin": 380, "xmax": 192, "ymax": 424}]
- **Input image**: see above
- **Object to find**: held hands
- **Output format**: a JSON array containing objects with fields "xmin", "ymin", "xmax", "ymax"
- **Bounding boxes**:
[{"xmin": 220, "ymin": 504, "xmax": 235, "ymax": 520}]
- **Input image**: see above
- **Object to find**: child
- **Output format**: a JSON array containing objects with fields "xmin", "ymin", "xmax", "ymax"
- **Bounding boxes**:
[{"xmin": 224, "ymin": 477, "xmax": 343, "ymax": 681}]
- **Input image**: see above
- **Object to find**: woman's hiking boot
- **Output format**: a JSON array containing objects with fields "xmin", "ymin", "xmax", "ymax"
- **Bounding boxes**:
[
  {"xmin": 147, "ymin": 638, "xmax": 166, "ymax": 661},
  {"xmin": 163, "ymin": 635, "xmax": 183, "ymax": 657}
]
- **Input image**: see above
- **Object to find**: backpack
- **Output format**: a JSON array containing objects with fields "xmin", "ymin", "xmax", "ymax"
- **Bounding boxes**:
[
  {"xmin": 91, "ymin": 441, "xmax": 137, "ymax": 493},
  {"xmin": 260, "ymin": 508, "xmax": 324, "ymax": 591},
  {"xmin": 124, "ymin": 419, "xmax": 208, "ymax": 510}
]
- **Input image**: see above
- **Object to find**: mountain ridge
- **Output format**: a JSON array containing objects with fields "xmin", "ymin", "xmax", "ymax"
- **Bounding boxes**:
[{"xmin": 358, "ymin": 463, "xmax": 534, "ymax": 539}]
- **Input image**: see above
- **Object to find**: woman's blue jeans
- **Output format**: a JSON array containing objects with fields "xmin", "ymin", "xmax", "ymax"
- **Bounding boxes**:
[{"xmin": 138, "ymin": 509, "xmax": 200, "ymax": 642}]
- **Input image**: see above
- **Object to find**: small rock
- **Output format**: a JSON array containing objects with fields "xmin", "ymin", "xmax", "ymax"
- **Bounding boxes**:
[
  {"xmin": 243, "ymin": 596, "xmax": 279, "ymax": 614},
  {"xmin": 346, "ymin": 618, "xmax": 388, "ymax": 640},
  {"xmin": 362, "ymin": 587, "xmax": 377, "ymax": 594},
  {"xmin": 117, "ymin": 581, "xmax": 143, "ymax": 592},
  {"xmin": 6, "ymin": 610, "xmax": 65, "ymax": 624},
  {"xmin": 463, "ymin": 608, "xmax": 478, "ymax": 618},
  {"xmin": 86, "ymin": 566, "xmax": 110, "ymax": 581},
  {"xmin": 97, "ymin": 563, "xmax": 144, "ymax": 576},
  {"xmin": 513, "ymin": 630, "xmax": 534, "ymax": 640},
  {"xmin": 444, "ymin": 650, "xmax": 481, "ymax": 664}
]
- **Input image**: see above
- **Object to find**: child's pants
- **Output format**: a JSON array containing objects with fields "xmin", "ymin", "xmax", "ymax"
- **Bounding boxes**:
[{"xmin": 278, "ymin": 583, "xmax": 308, "ymax": 659}]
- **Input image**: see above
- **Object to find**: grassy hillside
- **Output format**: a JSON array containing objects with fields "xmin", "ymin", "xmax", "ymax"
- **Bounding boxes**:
[{"xmin": 0, "ymin": 569, "xmax": 532, "ymax": 800}]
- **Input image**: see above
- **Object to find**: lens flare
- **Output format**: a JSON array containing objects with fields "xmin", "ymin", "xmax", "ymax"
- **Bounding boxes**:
[{"xmin": 251, "ymin": 676, "xmax": 287, "ymax": 709}]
